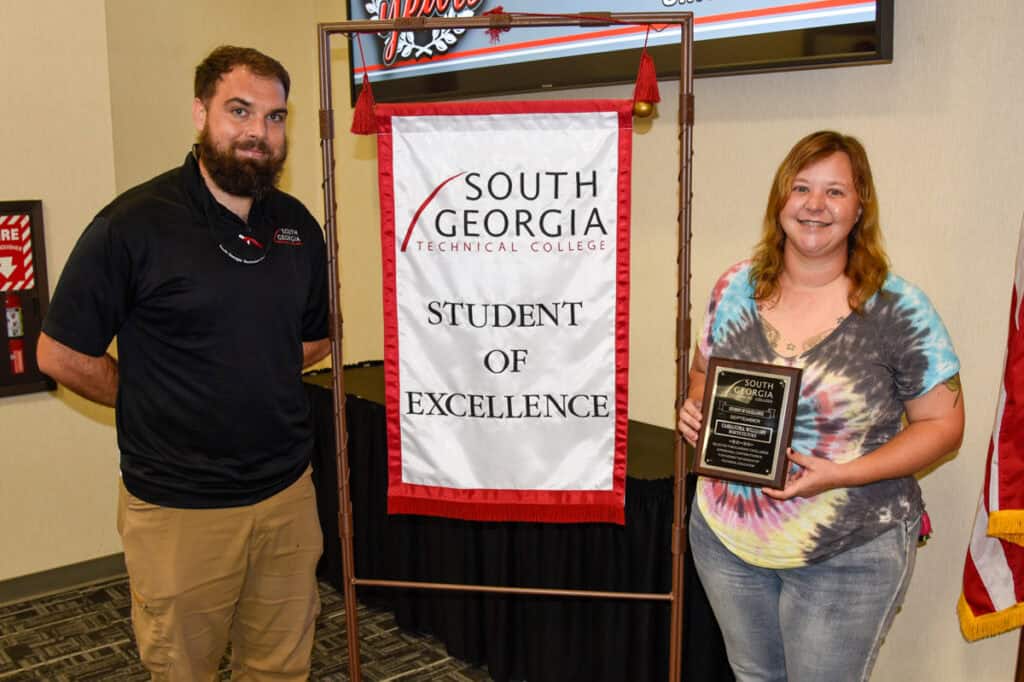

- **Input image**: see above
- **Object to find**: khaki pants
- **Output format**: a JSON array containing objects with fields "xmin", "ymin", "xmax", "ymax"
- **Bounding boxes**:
[{"xmin": 117, "ymin": 468, "xmax": 323, "ymax": 681}]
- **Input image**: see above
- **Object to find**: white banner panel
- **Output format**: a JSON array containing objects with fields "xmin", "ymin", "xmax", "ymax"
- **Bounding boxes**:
[{"xmin": 378, "ymin": 100, "xmax": 631, "ymax": 523}]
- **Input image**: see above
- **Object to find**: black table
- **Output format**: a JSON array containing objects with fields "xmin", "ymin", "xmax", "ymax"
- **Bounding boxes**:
[{"xmin": 306, "ymin": 366, "xmax": 732, "ymax": 682}]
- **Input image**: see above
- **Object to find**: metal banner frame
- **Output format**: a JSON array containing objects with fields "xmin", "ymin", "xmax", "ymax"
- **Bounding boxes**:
[{"xmin": 316, "ymin": 11, "xmax": 694, "ymax": 680}]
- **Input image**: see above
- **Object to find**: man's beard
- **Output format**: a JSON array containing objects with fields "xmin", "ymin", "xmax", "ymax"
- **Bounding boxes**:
[{"xmin": 197, "ymin": 126, "xmax": 287, "ymax": 198}]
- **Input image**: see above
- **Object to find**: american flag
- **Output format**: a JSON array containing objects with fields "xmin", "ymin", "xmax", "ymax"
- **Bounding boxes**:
[{"xmin": 960, "ymin": 215, "xmax": 1024, "ymax": 641}]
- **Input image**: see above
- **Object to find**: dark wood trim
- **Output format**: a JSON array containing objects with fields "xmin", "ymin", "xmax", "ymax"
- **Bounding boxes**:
[{"xmin": 0, "ymin": 553, "xmax": 126, "ymax": 606}]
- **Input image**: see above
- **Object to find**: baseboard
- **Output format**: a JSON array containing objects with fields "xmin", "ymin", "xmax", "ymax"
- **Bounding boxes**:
[{"xmin": 0, "ymin": 553, "xmax": 127, "ymax": 606}]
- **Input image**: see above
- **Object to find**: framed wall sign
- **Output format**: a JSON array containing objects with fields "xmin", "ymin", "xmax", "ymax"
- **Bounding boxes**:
[{"xmin": 0, "ymin": 200, "xmax": 55, "ymax": 397}]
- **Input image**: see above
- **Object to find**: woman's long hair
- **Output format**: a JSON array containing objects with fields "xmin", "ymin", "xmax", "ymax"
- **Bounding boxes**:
[{"xmin": 749, "ymin": 130, "xmax": 889, "ymax": 312}]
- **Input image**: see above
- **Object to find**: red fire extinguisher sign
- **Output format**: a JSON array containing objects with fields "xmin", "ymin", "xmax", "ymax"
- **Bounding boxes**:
[{"xmin": 0, "ymin": 212, "xmax": 35, "ymax": 292}]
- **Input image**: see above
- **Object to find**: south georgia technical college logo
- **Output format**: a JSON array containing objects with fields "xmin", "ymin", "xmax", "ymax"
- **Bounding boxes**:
[
  {"xmin": 399, "ymin": 169, "xmax": 612, "ymax": 256},
  {"xmin": 364, "ymin": 0, "xmax": 486, "ymax": 66}
]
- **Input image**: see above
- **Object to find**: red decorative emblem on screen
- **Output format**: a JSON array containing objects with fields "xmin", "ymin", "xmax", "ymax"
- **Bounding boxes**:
[{"xmin": 365, "ymin": 0, "xmax": 486, "ymax": 66}]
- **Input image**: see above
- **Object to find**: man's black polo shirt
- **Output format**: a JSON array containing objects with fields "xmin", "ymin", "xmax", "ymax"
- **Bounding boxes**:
[{"xmin": 43, "ymin": 152, "xmax": 329, "ymax": 508}]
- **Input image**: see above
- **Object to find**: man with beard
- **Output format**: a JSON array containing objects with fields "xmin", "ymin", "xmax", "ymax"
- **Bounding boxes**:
[{"xmin": 37, "ymin": 46, "xmax": 330, "ymax": 680}]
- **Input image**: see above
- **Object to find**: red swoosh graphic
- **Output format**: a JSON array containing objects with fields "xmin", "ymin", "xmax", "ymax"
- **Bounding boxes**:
[
  {"xmin": 400, "ymin": 171, "xmax": 465, "ymax": 252},
  {"xmin": 239, "ymin": 234, "xmax": 264, "ymax": 248}
]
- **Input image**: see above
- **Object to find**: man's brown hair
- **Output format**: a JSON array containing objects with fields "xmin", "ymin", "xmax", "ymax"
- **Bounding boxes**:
[{"xmin": 194, "ymin": 45, "xmax": 291, "ymax": 103}]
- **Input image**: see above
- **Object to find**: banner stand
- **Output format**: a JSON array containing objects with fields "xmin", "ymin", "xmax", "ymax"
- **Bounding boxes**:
[{"xmin": 317, "ymin": 12, "xmax": 695, "ymax": 681}]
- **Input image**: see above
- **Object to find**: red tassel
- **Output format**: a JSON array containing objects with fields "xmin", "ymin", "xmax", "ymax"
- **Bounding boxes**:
[
  {"xmin": 633, "ymin": 49, "xmax": 661, "ymax": 104},
  {"xmin": 350, "ymin": 74, "xmax": 377, "ymax": 135},
  {"xmin": 483, "ymin": 5, "xmax": 510, "ymax": 44}
]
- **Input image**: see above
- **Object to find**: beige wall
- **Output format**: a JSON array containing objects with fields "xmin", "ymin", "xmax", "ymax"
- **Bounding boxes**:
[
  {"xmin": 320, "ymin": 0, "xmax": 386, "ymax": 364},
  {"xmin": 327, "ymin": 1, "xmax": 1024, "ymax": 679},
  {"xmin": 0, "ymin": 0, "xmax": 326, "ymax": 580},
  {"xmin": 6, "ymin": 0, "xmax": 1023, "ymax": 678},
  {"xmin": 105, "ymin": 0, "xmax": 322, "ymax": 208},
  {"xmin": 685, "ymin": 4, "xmax": 1024, "ymax": 678},
  {"xmin": 0, "ymin": 1, "xmax": 119, "ymax": 580}
]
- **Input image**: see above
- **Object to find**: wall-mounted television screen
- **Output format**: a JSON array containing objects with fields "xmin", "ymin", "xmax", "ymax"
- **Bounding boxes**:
[{"xmin": 346, "ymin": 0, "xmax": 893, "ymax": 105}]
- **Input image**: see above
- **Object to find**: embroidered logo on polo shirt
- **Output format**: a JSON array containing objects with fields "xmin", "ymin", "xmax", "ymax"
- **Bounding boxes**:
[{"xmin": 273, "ymin": 227, "xmax": 303, "ymax": 246}]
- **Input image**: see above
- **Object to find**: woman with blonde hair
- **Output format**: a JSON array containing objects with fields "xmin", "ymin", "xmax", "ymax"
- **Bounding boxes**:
[{"xmin": 678, "ymin": 130, "xmax": 964, "ymax": 681}]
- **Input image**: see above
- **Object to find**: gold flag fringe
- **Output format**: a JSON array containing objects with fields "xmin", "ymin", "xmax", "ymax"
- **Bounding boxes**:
[{"xmin": 958, "ymin": 593, "xmax": 1024, "ymax": 642}]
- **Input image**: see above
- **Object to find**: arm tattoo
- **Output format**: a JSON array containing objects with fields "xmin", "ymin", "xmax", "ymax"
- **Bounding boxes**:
[{"xmin": 945, "ymin": 373, "xmax": 962, "ymax": 407}]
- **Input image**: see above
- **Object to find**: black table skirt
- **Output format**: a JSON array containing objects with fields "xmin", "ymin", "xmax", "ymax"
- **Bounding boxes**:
[{"xmin": 307, "ymin": 383, "xmax": 733, "ymax": 682}]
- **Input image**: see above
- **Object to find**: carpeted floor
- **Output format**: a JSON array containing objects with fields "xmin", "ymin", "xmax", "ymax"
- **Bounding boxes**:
[{"xmin": 0, "ymin": 576, "xmax": 491, "ymax": 680}]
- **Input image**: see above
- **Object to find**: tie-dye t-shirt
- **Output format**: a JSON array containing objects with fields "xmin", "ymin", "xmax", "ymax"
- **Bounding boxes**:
[{"xmin": 695, "ymin": 260, "xmax": 959, "ymax": 568}]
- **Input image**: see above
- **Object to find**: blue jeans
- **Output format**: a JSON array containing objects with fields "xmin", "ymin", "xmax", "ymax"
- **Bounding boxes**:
[{"xmin": 689, "ymin": 506, "xmax": 919, "ymax": 682}]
